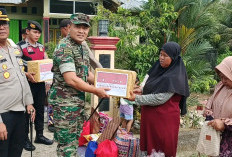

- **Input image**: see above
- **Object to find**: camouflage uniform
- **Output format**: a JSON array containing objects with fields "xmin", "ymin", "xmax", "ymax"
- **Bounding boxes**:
[{"xmin": 48, "ymin": 34, "xmax": 89, "ymax": 157}]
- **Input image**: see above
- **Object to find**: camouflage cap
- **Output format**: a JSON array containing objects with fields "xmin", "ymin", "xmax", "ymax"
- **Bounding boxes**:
[
  {"xmin": 27, "ymin": 20, "xmax": 42, "ymax": 32},
  {"xmin": 70, "ymin": 13, "xmax": 90, "ymax": 27},
  {"xmin": 0, "ymin": 8, "xmax": 9, "ymax": 21}
]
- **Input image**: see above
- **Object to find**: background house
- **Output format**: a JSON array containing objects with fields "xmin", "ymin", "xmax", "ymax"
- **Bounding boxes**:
[{"xmin": 0, "ymin": 0, "xmax": 121, "ymax": 44}]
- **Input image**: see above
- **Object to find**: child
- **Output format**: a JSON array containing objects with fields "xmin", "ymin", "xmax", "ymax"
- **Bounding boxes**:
[{"xmin": 120, "ymin": 77, "xmax": 139, "ymax": 132}]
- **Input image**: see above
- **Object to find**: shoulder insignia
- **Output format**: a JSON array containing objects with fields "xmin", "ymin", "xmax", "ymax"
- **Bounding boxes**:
[{"xmin": 64, "ymin": 48, "xmax": 72, "ymax": 54}]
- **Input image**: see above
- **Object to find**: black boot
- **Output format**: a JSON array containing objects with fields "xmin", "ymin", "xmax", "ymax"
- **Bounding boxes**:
[
  {"xmin": 24, "ymin": 137, "xmax": 36, "ymax": 151},
  {"xmin": 34, "ymin": 134, "xmax": 54, "ymax": 145},
  {"xmin": 48, "ymin": 124, "xmax": 55, "ymax": 132}
]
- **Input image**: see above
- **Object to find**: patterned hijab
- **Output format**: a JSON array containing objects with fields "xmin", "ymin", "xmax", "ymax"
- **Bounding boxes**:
[{"xmin": 143, "ymin": 42, "xmax": 190, "ymax": 115}]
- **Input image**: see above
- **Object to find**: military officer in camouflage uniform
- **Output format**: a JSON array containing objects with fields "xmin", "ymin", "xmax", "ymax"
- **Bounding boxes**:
[{"xmin": 48, "ymin": 13, "xmax": 109, "ymax": 157}]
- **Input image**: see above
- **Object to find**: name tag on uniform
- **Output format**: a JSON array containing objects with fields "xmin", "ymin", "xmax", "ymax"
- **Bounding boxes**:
[{"xmin": 27, "ymin": 47, "xmax": 34, "ymax": 53}]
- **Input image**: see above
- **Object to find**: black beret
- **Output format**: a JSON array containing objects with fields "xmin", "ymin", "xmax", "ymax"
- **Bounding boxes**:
[{"xmin": 27, "ymin": 20, "xmax": 42, "ymax": 32}]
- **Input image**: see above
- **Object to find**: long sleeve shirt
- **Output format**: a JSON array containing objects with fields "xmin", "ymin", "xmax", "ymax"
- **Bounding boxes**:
[
  {"xmin": 135, "ymin": 93, "xmax": 174, "ymax": 106},
  {"xmin": 0, "ymin": 44, "xmax": 33, "ymax": 123}
]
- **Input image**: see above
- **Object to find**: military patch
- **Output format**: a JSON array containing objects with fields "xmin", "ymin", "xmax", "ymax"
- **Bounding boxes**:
[
  {"xmin": 14, "ymin": 50, "xmax": 20, "ymax": 55},
  {"xmin": 2, "ymin": 64, "xmax": 7, "ymax": 70},
  {"xmin": 64, "ymin": 48, "xmax": 72, "ymax": 54},
  {"xmin": 3, "ymin": 72, "xmax": 10, "ymax": 79}
]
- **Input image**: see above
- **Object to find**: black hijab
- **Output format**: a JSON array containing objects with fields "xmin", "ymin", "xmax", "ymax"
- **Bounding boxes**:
[{"xmin": 143, "ymin": 42, "xmax": 189, "ymax": 115}]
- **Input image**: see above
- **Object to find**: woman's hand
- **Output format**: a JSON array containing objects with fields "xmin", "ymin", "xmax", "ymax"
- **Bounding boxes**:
[
  {"xmin": 127, "ymin": 91, "xmax": 136, "ymax": 101},
  {"xmin": 208, "ymin": 119, "xmax": 225, "ymax": 131},
  {"xmin": 133, "ymin": 88, "xmax": 142, "ymax": 95},
  {"xmin": 203, "ymin": 107, "xmax": 213, "ymax": 117}
]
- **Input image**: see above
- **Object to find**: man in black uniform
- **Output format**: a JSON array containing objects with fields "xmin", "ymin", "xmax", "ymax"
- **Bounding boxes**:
[{"xmin": 17, "ymin": 21, "xmax": 53, "ymax": 151}]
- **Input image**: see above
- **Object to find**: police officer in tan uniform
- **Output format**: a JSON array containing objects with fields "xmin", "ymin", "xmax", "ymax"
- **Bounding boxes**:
[{"xmin": 0, "ymin": 8, "xmax": 35, "ymax": 157}]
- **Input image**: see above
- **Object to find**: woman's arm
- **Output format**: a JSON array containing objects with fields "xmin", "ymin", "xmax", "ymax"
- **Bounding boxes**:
[{"xmin": 135, "ymin": 93, "xmax": 174, "ymax": 106}]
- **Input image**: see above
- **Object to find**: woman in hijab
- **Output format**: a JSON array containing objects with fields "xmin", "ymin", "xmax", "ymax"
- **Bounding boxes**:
[
  {"xmin": 204, "ymin": 56, "xmax": 232, "ymax": 157},
  {"xmin": 128, "ymin": 42, "xmax": 189, "ymax": 157}
]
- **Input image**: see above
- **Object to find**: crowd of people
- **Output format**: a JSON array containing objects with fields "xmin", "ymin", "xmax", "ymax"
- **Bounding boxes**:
[{"xmin": 0, "ymin": 6, "xmax": 232, "ymax": 157}]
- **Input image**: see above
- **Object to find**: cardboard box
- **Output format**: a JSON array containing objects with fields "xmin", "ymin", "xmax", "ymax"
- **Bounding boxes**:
[
  {"xmin": 94, "ymin": 68, "xmax": 137, "ymax": 98},
  {"xmin": 27, "ymin": 59, "xmax": 53, "ymax": 82}
]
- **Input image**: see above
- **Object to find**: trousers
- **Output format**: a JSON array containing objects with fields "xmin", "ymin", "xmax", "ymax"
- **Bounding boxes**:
[
  {"xmin": 0, "ymin": 111, "xmax": 25, "ymax": 157},
  {"xmin": 25, "ymin": 82, "xmax": 46, "ymax": 136}
]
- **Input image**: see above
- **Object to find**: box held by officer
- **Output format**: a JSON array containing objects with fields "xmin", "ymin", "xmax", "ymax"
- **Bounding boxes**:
[
  {"xmin": 27, "ymin": 59, "xmax": 53, "ymax": 82},
  {"xmin": 94, "ymin": 68, "xmax": 137, "ymax": 98}
]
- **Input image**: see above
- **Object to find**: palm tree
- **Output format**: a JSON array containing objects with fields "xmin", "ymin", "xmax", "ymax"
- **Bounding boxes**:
[{"xmin": 171, "ymin": 0, "xmax": 219, "ymax": 92}]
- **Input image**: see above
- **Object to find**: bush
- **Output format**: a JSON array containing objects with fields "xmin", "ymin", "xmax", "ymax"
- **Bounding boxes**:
[
  {"xmin": 45, "ymin": 42, "xmax": 56, "ymax": 59},
  {"xmin": 189, "ymin": 75, "xmax": 217, "ymax": 93},
  {"xmin": 217, "ymin": 47, "xmax": 232, "ymax": 64}
]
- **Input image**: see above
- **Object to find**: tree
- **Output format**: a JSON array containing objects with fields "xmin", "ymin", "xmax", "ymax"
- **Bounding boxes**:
[{"xmin": 93, "ymin": 0, "xmax": 178, "ymax": 80}]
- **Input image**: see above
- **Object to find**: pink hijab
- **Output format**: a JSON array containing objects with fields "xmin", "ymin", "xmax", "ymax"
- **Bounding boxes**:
[{"xmin": 206, "ymin": 56, "xmax": 232, "ymax": 124}]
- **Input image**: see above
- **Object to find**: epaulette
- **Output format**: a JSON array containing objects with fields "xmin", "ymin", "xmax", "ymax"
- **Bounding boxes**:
[
  {"xmin": 17, "ymin": 40, "xmax": 26, "ymax": 46},
  {"xmin": 37, "ymin": 42, "xmax": 44, "ymax": 48},
  {"xmin": 17, "ymin": 40, "xmax": 28, "ymax": 50}
]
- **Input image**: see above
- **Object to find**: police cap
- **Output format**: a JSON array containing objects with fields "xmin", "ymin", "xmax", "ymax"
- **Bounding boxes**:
[{"xmin": 0, "ymin": 8, "xmax": 9, "ymax": 21}]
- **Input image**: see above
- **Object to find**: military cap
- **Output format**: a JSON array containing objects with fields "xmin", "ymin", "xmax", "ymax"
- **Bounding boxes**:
[
  {"xmin": 27, "ymin": 20, "xmax": 42, "ymax": 32},
  {"xmin": 59, "ymin": 19, "xmax": 71, "ymax": 29},
  {"xmin": 70, "ymin": 13, "xmax": 90, "ymax": 27},
  {"xmin": 0, "ymin": 8, "xmax": 9, "ymax": 21}
]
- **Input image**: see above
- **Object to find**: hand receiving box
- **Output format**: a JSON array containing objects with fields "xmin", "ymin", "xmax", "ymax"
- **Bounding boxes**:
[
  {"xmin": 27, "ymin": 59, "xmax": 53, "ymax": 82},
  {"xmin": 94, "ymin": 68, "xmax": 137, "ymax": 98}
]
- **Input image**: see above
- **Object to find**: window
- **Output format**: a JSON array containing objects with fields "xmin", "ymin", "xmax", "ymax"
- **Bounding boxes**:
[
  {"xmin": 52, "ymin": 19, "xmax": 57, "ymax": 25},
  {"xmin": 49, "ymin": 0, "xmax": 97, "ymax": 15},
  {"xmin": 32, "ymin": 7, "xmax": 37, "ymax": 14},
  {"xmin": 75, "ymin": 2, "xmax": 96, "ymax": 15},
  {"xmin": 50, "ymin": 0, "xmax": 73, "ymax": 14},
  {"xmin": 11, "ymin": 6, "xmax": 17, "ymax": 13},
  {"xmin": 22, "ymin": 7, "xmax": 27, "ymax": 13}
]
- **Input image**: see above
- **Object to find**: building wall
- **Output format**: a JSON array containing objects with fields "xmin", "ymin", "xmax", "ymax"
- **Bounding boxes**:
[
  {"xmin": 0, "ymin": 0, "xmax": 43, "ymax": 43},
  {"xmin": 0, "ymin": 0, "xmax": 116, "ymax": 44}
]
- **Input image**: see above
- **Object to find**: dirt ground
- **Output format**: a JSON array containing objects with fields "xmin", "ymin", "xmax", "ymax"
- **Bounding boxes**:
[
  {"xmin": 21, "ymin": 125, "xmax": 203, "ymax": 157},
  {"xmin": 22, "ymin": 93, "xmax": 211, "ymax": 157}
]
